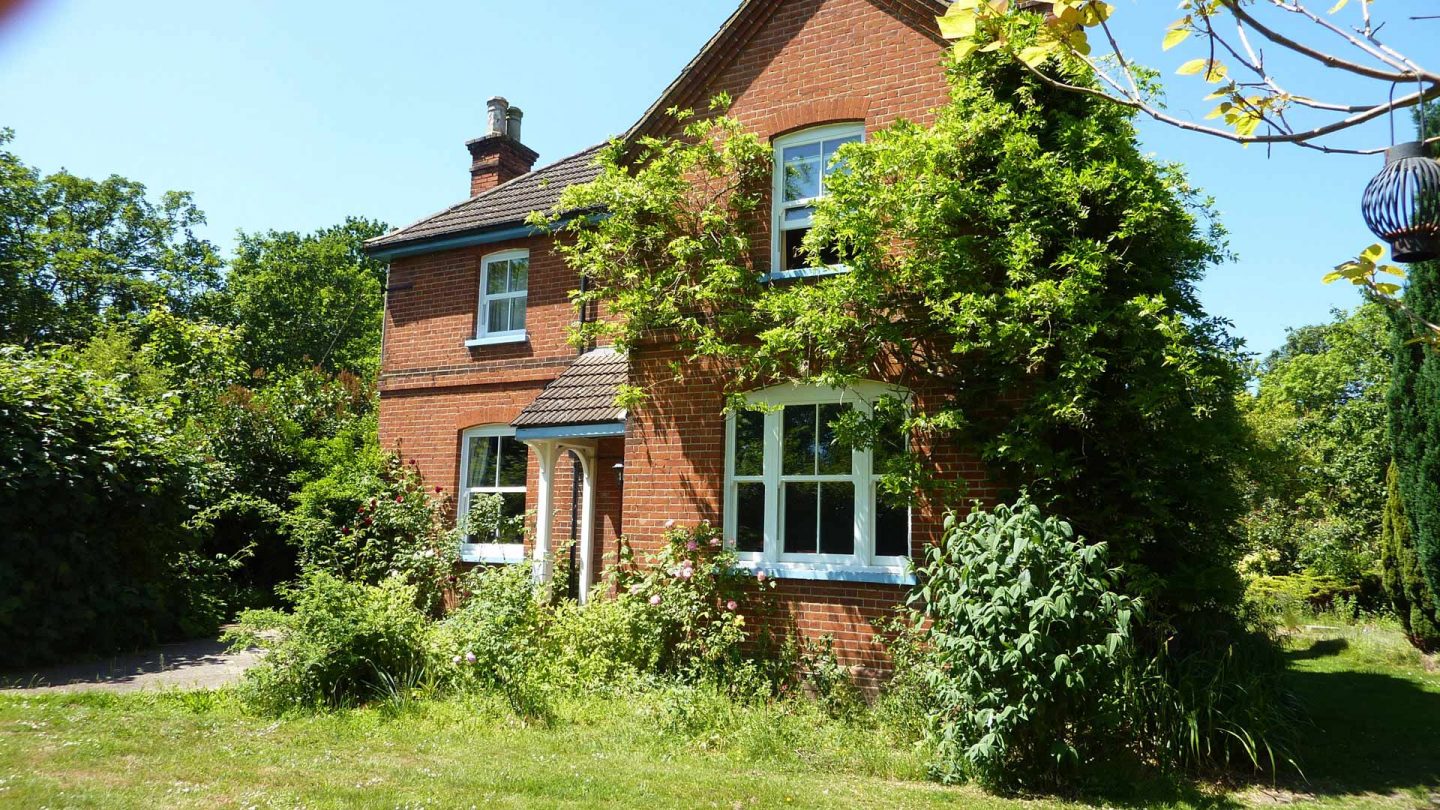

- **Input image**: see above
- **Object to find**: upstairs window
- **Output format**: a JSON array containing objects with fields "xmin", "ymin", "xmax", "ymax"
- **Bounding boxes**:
[
  {"xmin": 476, "ymin": 249, "xmax": 528, "ymax": 341},
  {"xmin": 772, "ymin": 124, "xmax": 864, "ymax": 278}
]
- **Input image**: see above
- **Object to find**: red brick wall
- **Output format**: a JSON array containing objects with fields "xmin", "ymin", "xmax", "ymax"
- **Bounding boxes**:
[
  {"xmin": 379, "ymin": 0, "xmax": 975, "ymax": 673},
  {"xmin": 620, "ymin": 0, "xmax": 965, "ymax": 672}
]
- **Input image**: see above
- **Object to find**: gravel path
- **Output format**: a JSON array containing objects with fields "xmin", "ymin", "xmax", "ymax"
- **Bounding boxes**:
[{"xmin": 0, "ymin": 632, "xmax": 262, "ymax": 693}]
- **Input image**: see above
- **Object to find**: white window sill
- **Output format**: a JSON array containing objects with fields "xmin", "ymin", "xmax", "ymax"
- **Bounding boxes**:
[
  {"xmin": 460, "ymin": 543, "xmax": 526, "ymax": 564},
  {"xmin": 465, "ymin": 332, "xmax": 528, "ymax": 348},
  {"xmin": 733, "ymin": 560, "xmax": 914, "ymax": 586},
  {"xmin": 763, "ymin": 265, "xmax": 850, "ymax": 283}
]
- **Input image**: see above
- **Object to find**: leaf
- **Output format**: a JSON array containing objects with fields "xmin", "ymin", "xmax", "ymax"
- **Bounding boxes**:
[
  {"xmin": 1328, "ymin": 0, "xmax": 1349, "ymax": 12},
  {"xmin": 1177, "ymin": 58, "xmax": 1207, "ymax": 76},
  {"xmin": 1163, "ymin": 27, "xmax": 1191, "ymax": 51},
  {"xmin": 1361, "ymin": 243, "xmax": 1385, "ymax": 263},
  {"xmin": 953, "ymin": 39, "xmax": 981, "ymax": 60},
  {"xmin": 938, "ymin": 11, "xmax": 979, "ymax": 40}
]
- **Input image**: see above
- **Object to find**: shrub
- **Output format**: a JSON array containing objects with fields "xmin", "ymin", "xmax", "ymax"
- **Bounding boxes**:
[
  {"xmin": 911, "ymin": 497, "xmax": 1138, "ymax": 788},
  {"xmin": 1244, "ymin": 573, "xmax": 1358, "ymax": 625},
  {"xmin": 614, "ymin": 522, "xmax": 782, "ymax": 687},
  {"xmin": 288, "ymin": 447, "xmax": 458, "ymax": 615},
  {"xmin": 544, "ymin": 595, "xmax": 662, "ymax": 690},
  {"xmin": 0, "ymin": 347, "xmax": 218, "ymax": 667},
  {"xmin": 225, "ymin": 571, "xmax": 433, "ymax": 712},
  {"xmin": 1379, "ymin": 461, "xmax": 1440, "ymax": 650},
  {"xmin": 434, "ymin": 564, "xmax": 551, "ymax": 718}
]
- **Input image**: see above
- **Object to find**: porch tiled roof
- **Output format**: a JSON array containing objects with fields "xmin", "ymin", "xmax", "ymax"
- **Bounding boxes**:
[
  {"xmin": 366, "ymin": 144, "xmax": 605, "ymax": 251},
  {"xmin": 511, "ymin": 348, "xmax": 628, "ymax": 429}
]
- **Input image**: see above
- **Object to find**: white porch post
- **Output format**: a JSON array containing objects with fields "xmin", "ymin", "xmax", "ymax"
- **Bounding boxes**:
[
  {"xmin": 574, "ymin": 446, "xmax": 598, "ymax": 604},
  {"xmin": 526, "ymin": 439, "xmax": 561, "ymax": 585}
]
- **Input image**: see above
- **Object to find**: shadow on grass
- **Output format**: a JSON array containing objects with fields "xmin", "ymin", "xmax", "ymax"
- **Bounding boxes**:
[
  {"xmin": 1279, "ymin": 666, "xmax": 1440, "ymax": 800},
  {"xmin": 1284, "ymin": 637, "xmax": 1349, "ymax": 661}
]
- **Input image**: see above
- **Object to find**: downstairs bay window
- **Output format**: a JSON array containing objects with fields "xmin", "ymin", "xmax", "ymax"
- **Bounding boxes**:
[
  {"xmin": 724, "ymin": 383, "xmax": 912, "ymax": 583},
  {"xmin": 458, "ymin": 425, "xmax": 529, "ymax": 563}
]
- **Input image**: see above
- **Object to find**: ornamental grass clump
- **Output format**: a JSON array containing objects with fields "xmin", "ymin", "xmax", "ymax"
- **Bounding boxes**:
[{"xmin": 912, "ymin": 497, "xmax": 1138, "ymax": 789}]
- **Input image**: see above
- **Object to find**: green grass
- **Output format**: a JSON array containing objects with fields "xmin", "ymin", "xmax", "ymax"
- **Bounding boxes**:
[{"xmin": 0, "ymin": 621, "xmax": 1435, "ymax": 809}]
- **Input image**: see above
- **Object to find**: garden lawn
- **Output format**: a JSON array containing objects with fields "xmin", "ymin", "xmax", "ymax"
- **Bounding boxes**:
[{"xmin": 0, "ymin": 622, "xmax": 1434, "ymax": 809}]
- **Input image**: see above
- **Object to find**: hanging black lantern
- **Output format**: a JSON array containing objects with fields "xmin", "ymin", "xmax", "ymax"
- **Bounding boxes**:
[{"xmin": 1361, "ymin": 140, "xmax": 1440, "ymax": 264}]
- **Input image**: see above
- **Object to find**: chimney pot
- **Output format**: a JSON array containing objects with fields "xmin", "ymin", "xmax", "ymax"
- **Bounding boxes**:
[
  {"xmin": 505, "ymin": 106, "xmax": 524, "ymax": 144},
  {"xmin": 486, "ymin": 96, "xmax": 510, "ymax": 137}
]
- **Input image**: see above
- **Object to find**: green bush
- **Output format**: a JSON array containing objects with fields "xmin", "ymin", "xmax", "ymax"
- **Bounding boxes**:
[
  {"xmin": 1379, "ymin": 461, "xmax": 1440, "ymax": 650},
  {"xmin": 1244, "ymin": 573, "xmax": 1358, "ymax": 624},
  {"xmin": 434, "ymin": 564, "xmax": 552, "ymax": 718},
  {"xmin": 544, "ymin": 595, "xmax": 662, "ymax": 690},
  {"xmin": 225, "ymin": 571, "xmax": 433, "ymax": 712},
  {"xmin": 0, "ymin": 347, "xmax": 219, "ymax": 668},
  {"xmin": 614, "ymin": 522, "xmax": 783, "ymax": 687},
  {"xmin": 911, "ymin": 497, "xmax": 1138, "ymax": 788},
  {"xmin": 288, "ymin": 446, "xmax": 458, "ymax": 616}
]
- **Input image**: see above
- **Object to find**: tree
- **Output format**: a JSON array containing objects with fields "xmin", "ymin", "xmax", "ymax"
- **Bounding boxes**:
[
  {"xmin": 0, "ymin": 129, "xmax": 223, "ymax": 347},
  {"xmin": 224, "ymin": 217, "xmax": 389, "ymax": 376},
  {"xmin": 937, "ymin": 1, "xmax": 1437, "ymax": 155},
  {"xmin": 1380, "ymin": 461, "xmax": 1440, "ymax": 650},
  {"xmin": 936, "ymin": 2, "xmax": 1440, "ymax": 343},
  {"xmin": 1239, "ymin": 304, "xmax": 1390, "ymax": 582},
  {"xmin": 1389, "ymin": 107, "xmax": 1440, "ymax": 603},
  {"xmin": 545, "ymin": 59, "xmax": 1250, "ymax": 636}
]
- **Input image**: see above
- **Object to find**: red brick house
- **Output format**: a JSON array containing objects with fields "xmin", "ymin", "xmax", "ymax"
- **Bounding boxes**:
[{"xmin": 365, "ymin": 0, "xmax": 991, "ymax": 671}]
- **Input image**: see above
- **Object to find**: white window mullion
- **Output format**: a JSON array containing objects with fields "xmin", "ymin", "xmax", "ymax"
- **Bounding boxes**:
[{"xmin": 763, "ymin": 409, "xmax": 782, "ymax": 565}]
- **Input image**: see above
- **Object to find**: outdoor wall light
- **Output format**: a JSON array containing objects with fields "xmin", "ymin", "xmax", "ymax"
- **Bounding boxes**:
[{"xmin": 613, "ymin": 462, "xmax": 624, "ymax": 487}]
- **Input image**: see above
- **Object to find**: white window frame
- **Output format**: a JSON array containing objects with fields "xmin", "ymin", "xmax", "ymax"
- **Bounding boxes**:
[
  {"xmin": 770, "ymin": 123, "xmax": 865, "ymax": 281},
  {"xmin": 471, "ymin": 249, "xmax": 529, "ymax": 345},
  {"xmin": 723, "ymin": 381, "xmax": 912, "ymax": 582},
  {"xmin": 457, "ymin": 424, "xmax": 529, "ymax": 564}
]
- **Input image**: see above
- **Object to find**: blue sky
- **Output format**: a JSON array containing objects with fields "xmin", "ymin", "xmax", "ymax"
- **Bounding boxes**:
[{"xmin": 0, "ymin": 0, "xmax": 1434, "ymax": 357}]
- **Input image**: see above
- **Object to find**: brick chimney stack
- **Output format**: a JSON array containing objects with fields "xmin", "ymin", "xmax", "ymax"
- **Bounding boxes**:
[{"xmin": 467, "ymin": 96, "xmax": 539, "ymax": 196}]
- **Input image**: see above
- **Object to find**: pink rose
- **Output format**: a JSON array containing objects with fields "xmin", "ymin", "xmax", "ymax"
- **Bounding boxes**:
[
  {"xmin": 756, "ymin": 570, "xmax": 767, "ymax": 582},
  {"xmin": 465, "ymin": 651, "xmax": 477, "ymax": 664},
  {"xmin": 680, "ymin": 566, "xmax": 694, "ymax": 580},
  {"xmin": 649, "ymin": 594, "xmax": 662, "ymax": 606},
  {"xmin": 710, "ymin": 538, "xmax": 721, "ymax": 548},
  {"xmin": 664, "ymin": 519, "xmax": 676, "ymax": 529},
  {"xmin": 451, "ymin": 655, "xmax": 462, "ymax": 665},
  {"xmin": 726, "ymin": 600, "xmax": 738, "ymax": 611},
  {"xmin": 686, "ymin": 540, "xmax": 699, "ymax": 551}
]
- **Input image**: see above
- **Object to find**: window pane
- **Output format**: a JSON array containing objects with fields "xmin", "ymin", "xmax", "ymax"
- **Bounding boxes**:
[
  {"xmin": 509, "ymin": 297, "xmax": 527, "ymax": 332},
  {"xmin": 466, "ymin": 436, "xmax": 498, "ymax": 488},
  {"xmin": 782, "ymin": 142, "xmax": 821, "ymax": 201},
  {"xmin": 734, "ymin": 410, "xmax": 764, "ymax": 477},
  {"xmin": 509, "ymin": 259, "xmax": 528, "ymax": 292},
  {"xmin": 819, "ymin": 482, "xmax": 855, "ymax": 556},
  {"xmin": 783, "ymin": 228, "xmax": 812, "ymax": 271},
  {"xmin": 499, "ymin": 491, "xmax": 527, "ymax": 543},
  {"xmin": 498, "ymin": 437, "xmax": 528, "ymax": 488},
  {"xmin": 782, "ymin": 405, "xmax": 816, "ymax": 475},
  {"xmin": 876, "ymin": 496, "xmax": 909, "ymax": 558},
  {"xmin": 736, "ymin": 482, "xmax": 765, "ymax": 553},
  {"xmin": 816, "ymin": 403, "xmax": 852, "ymax": 475},
  {"xmin": 783, "ymin": 482, "xmax": 818, "ymax": 554},
  {"xmin": 487, "ymin": 299, "xmax": 510, "ymax": 333},
  {"xmin": 822, "ymin": 135, "xmax": 862, "ymax": 178},
  {"xmin": 486, "ymin": 261, "xmax": 509, "ymax": 294},
  {"xmin": 783, "ymin": 205, "xmax": 815, "ymax": 224}
]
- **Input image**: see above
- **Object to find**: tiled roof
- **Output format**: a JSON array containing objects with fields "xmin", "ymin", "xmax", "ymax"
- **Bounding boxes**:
[
  {"xmin": 511, "ymin": 348, "xmax": 628, "ymax": 428},
  {"xmin": 366, "ymin": 144, "xmax": 606, "ymax": 251}
]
